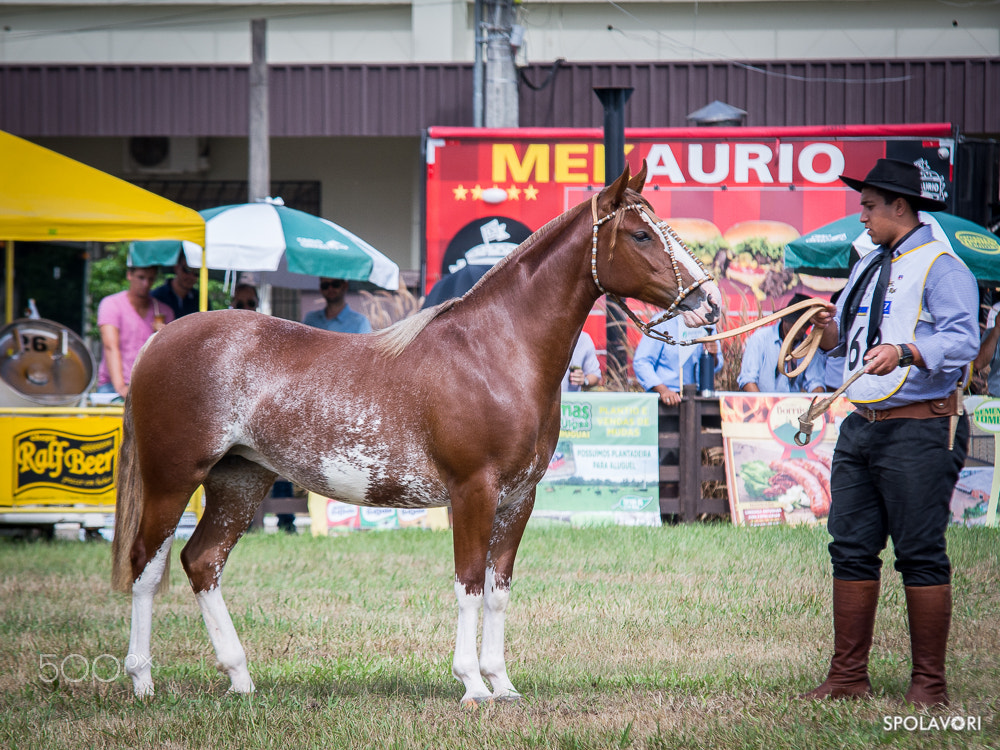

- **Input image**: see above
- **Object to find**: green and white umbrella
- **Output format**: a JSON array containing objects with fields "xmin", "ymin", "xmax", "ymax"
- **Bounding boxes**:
[
  {"xmin": 129, "ymin": 201, "xmax": 399, "ymax": 290},
  {"xmin": 785, "ymin": 211, "xmax": 1000, "ymax": 282}
]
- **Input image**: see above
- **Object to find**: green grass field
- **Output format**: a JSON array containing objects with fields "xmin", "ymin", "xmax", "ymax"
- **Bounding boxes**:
[{"xmin": 1, "ymin": 523, "xmax": 997, "ymax": 749}]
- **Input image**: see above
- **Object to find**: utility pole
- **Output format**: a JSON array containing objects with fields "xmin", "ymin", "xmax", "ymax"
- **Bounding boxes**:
[
  {"xmin": 246, "ymin": 19, "xmax": 271, "ymax": 314},
  {"xmin": 248, "ymin": 19, "xmax": 269, "ymax": 203},
  {"xmin": 594, "ymin": 87, "xmax": 634, "ymax": 386},
  {"xmin": 473, "ymin": 0, "xmax": 485, "ymax": 127},
  {"xmin": 482, "ymin": 0, "xmax": 518, "ymax": 128}
]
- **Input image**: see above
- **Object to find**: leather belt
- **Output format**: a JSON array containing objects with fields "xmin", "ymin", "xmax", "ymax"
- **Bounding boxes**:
[{"xmin": 858, "ymin": 390, "xmax": 960, "ymax": 423}]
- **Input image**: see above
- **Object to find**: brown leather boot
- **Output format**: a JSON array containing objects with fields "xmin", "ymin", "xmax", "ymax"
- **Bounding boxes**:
[
  {"xmin": 800, "ymin": 578, "xmax": 880, "ymax": 700},
  {"xmin": 904, "ymin": 584, "xmax": 951, "ymax": 708}
]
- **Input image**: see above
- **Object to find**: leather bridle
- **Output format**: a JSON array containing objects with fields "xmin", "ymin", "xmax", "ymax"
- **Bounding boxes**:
[{"xmin": 589, "ymin": 194, "xmax": 716, "ymax": 346}]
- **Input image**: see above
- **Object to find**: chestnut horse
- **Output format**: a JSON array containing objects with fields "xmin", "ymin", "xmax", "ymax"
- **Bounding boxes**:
[{"xmin": 111, "ymin": 164, "xmax": 722, "ymax": 704}]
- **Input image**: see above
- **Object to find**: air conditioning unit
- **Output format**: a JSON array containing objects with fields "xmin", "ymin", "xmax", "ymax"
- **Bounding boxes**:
[{"xmin": 124, "ymin": 136, "xmax": 209, "ymax": 175}]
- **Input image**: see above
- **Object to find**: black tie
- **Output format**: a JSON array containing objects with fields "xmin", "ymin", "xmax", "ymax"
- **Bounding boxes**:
[{"xmin": 840, "ymin": 248, "xmax": 892, "ymax": 353}]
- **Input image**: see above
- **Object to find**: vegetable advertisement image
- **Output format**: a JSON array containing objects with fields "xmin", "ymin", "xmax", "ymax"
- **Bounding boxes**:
[
  {"xmin": 721, "ymin": 393, "xmax": 843, "ymax": 527},
  {"xmin": 721, "ymin": 394, "xmax": 1000, "ymax": 528}
]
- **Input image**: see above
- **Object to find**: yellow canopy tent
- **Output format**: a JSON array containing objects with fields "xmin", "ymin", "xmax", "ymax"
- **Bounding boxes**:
[{"xmin": 0, "ymin": 130, "xmax": 207, "ymax": 321}]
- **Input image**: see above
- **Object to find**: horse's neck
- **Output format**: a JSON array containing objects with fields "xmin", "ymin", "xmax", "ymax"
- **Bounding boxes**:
[{"xmin": 474, "ymin": 211, "xmax": 600, "ymax": 362}]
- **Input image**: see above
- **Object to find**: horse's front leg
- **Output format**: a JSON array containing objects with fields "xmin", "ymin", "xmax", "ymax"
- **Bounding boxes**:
[
  {"xmin": 449, "ymin": 476, "xmax": 498, "ymax": 705},
  {"xmin": 479, "ymin": 491, "xmax": 533, "ymax": 701}
]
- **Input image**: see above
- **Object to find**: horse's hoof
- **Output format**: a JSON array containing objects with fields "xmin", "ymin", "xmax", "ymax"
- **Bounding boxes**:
[
  {"xmin": 492, "ymin": 691, "xmax": 522, "ymax": 703},
  {"xmin": 460, "ymin": 693, "xmax": 493, "ymax": 708},
  {"xmin": 132, "ymin": 681, "xmax": 155, "ymax": 700}
]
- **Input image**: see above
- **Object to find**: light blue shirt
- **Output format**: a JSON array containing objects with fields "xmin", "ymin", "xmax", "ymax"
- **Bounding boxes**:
[
  {"xmin": 303, "ymin": 304, "xmax": 372, "ymax": 333},
  {"xmin": 738, "ymin": 323, "xmax": 826, "ymax": 393},
  {"xmin": 633, "ymin": 318, "xmax": 720, "ymax": 392},
  {"xmin": 832, "ymin": 224, "xmax": 979, "ymax": 408},
  {"xmin": 985, "ymin": 333, "xmax": 1000, "ymax": 397},
  {"xmin": 561, "ymin": 333, "xmax": 601, "ymax": 392}
]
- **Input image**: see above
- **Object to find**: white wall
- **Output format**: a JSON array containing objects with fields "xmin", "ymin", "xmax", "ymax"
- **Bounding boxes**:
[
  {"xmin": 1, "ymin": 1, "xmax": 996, "ymax": 64},
  {"xmin": 33, "ymin": 135, "xmax": 423, "ymax": 276}
]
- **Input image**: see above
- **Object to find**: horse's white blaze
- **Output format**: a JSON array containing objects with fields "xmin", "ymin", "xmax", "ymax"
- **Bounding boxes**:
[
  {"xmin": 452, "ymin": 581, "xmax": 492, "ymax": 703},
  {"xmin": 126, "ymin": 536, "xmax": 172, "ymax": 697},
  {"xmin": 195, "ymin": 587, "xmax": 255, "ymax": 694}
]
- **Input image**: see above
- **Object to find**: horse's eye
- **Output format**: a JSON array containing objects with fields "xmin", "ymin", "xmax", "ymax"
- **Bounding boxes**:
[{"xmin": 633, "ymin": 230, "xmax": 651, "ymax": 242}]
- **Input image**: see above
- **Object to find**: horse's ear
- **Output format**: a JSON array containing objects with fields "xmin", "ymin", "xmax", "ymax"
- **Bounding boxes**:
[
  {"xmin": 627, "ymin": 160, "xmax": 648, "ymax": 193},
  {"xmin": 606, "ymin": 164, "xmax": 632, "ymax": 207}
]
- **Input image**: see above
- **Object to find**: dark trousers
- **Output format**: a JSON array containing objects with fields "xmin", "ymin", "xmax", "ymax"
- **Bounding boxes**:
[{"xmin": 828, "ymin": 412, "xmax": 968, "ymax": 587}]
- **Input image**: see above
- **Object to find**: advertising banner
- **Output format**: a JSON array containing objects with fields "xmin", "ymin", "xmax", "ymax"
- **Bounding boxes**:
[
  {"xmin": 424, "ymin": 125, "xmax": 954, "ymax": 321},
  {"xmin": 532, "ymin": 391, "xmax": 661, "ymax": 526},
  {"xmin": 0, "ymin": 413, "xmax": 123, "ymax": 511},
  {"xmin": 720, "ymin": 392, "xmax": 848, "ymax": 527},
  {"xmin": 955, "ymin": 396, "xmax": 1000, "ymax": 527},
  {"xmin": 720, "ymin": 393, "xmax": 999, "ymax": 528},
  {"xmin": 307, "ymin": 494, "xmax": 450, "ymax": 535}
]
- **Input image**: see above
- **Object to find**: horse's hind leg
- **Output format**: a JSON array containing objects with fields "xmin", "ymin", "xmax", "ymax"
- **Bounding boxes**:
[
  {"xmin": 125, "ymin": 492, "xmax": 192, "ymax": 698},
  {"xmin": 479, "ymin": 491, "xmax": 534, "ymax": 701},
  {"xmin": 180, "ymin": 456, "xmax": 276, "ymax": 694}
]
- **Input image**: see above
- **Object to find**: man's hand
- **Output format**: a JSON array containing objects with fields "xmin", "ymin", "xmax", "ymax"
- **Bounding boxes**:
[
  {"xmin": 653, "ymin": 385, "xmax": 682, "ymax": 406},
  {"xmin": 809, "ymin": 301, "xmax": 837, "ymax": 330},
  {"xmin": 810, "ymin": 301, "xmax": 840, "ymax": 351},
  {"xmin": 863, "ymin": 344, "xmax": 902, "ymax": 375}
]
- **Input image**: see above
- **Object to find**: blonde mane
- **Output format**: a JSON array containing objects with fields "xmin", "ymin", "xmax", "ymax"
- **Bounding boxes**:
[{"xmin": 369, "ymin": 298, "xmax": 458, "ymax": 358}]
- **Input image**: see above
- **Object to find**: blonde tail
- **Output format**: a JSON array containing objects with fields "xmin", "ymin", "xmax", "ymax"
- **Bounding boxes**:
[{"xmin": 111, "ymin": 396, "xmax": 171, "ymax": 594}]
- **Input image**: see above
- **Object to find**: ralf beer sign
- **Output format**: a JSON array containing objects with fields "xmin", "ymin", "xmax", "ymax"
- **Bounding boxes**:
[{"xmin": 14, "ymin": 428, "xmax": 118, "ymax": 494}]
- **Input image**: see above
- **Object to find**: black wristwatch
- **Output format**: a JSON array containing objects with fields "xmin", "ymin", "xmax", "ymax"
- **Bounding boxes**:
[{"xmin": 897, "ymin": 343, "xmax": 914, "ymax": 368}]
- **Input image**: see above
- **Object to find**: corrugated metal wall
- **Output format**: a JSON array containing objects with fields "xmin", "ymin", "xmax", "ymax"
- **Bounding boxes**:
[{"xmin": 2, "ymin": 58, "xmax": 997, "ymax": 138}]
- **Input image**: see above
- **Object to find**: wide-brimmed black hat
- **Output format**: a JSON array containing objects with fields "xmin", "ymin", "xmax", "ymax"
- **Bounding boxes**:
[{"xmin": 839, "ymin": 158, "xmax": 947, "ymax": 212}]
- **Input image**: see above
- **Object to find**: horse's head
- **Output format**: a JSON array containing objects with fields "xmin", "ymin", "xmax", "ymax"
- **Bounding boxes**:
[{"xmin": 590, "ymin": 162, "xmax": 722, "ymax": 329}]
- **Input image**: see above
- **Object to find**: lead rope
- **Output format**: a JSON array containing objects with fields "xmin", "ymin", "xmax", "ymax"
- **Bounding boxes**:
[{"xmin": 589, "ymin": 194, "xmax": 839, "ymax": 443}]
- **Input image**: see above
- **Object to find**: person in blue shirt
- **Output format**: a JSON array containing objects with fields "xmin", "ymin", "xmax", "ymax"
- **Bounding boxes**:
[
  {"xmin": 633, "ymin": 316, "xmax": 721, "ymax": 406},
  {"xmin": 738, "ymin": 293, "xmax": 826, "ymax": 393},
  {"xmin": 561, "ymin": 332, "xmax": 602, "ymax": 392},
  {"xmin": 302, "ymin": 278, "xmax": 372, "ymax": 333}
]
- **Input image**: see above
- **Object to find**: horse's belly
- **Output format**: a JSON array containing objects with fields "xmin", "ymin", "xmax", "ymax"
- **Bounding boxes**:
[{"xmin": 310, "ymin": 450, "xmax": 447, "ymax": 508}]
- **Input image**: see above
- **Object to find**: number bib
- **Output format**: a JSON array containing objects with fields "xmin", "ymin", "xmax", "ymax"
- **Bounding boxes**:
[{"xmin": 844, "ymin": 240, "xmax": 956, "ymax": 405}]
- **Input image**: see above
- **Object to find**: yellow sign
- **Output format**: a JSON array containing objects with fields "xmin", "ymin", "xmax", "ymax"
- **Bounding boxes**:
[
  {"xmin": 14, "ymin": 428, "xmax": 118, "ymax": 495},
  {"xmin": 0, "ymin": 413, "xmax": 122, "ymax": 508}
]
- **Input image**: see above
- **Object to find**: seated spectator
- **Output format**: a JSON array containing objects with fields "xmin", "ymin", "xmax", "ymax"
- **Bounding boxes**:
[
  {"xmin": 303, "ymin": 278, "xmax": 371, "ymax": 333},
  {"xmin": 974, "ymin": 300, "xmax": 1000, "ymax": 396},
  {"xmin": 230, "ymin": 283, "xmax": 259, "ymax": 311},
  {"xmin": 633, "ymin": 317, "xmax": 721, "ymax": 406},
  {"xmin": 561, "ymin": 332, "xmax": 602, "ymax": 392},
  {"xmin": 739, "ymin": 293, "xmax": 825, "ymax": 393}
]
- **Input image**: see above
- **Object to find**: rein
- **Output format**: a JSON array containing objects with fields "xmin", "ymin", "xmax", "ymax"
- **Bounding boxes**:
[{"xmin": 589, "ymin": 195, "xmax": 840, "ymax": 442}]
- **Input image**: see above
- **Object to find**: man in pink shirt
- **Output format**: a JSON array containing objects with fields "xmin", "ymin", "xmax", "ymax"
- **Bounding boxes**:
[{"xmin": 96, "ymin": 265, "xmax": 174, "ymax": 398}]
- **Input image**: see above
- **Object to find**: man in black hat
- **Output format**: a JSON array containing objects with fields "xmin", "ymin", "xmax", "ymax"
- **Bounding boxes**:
[{"xmin": 803, "ymin": 158, "xmax": 979, "ymax": 708}]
